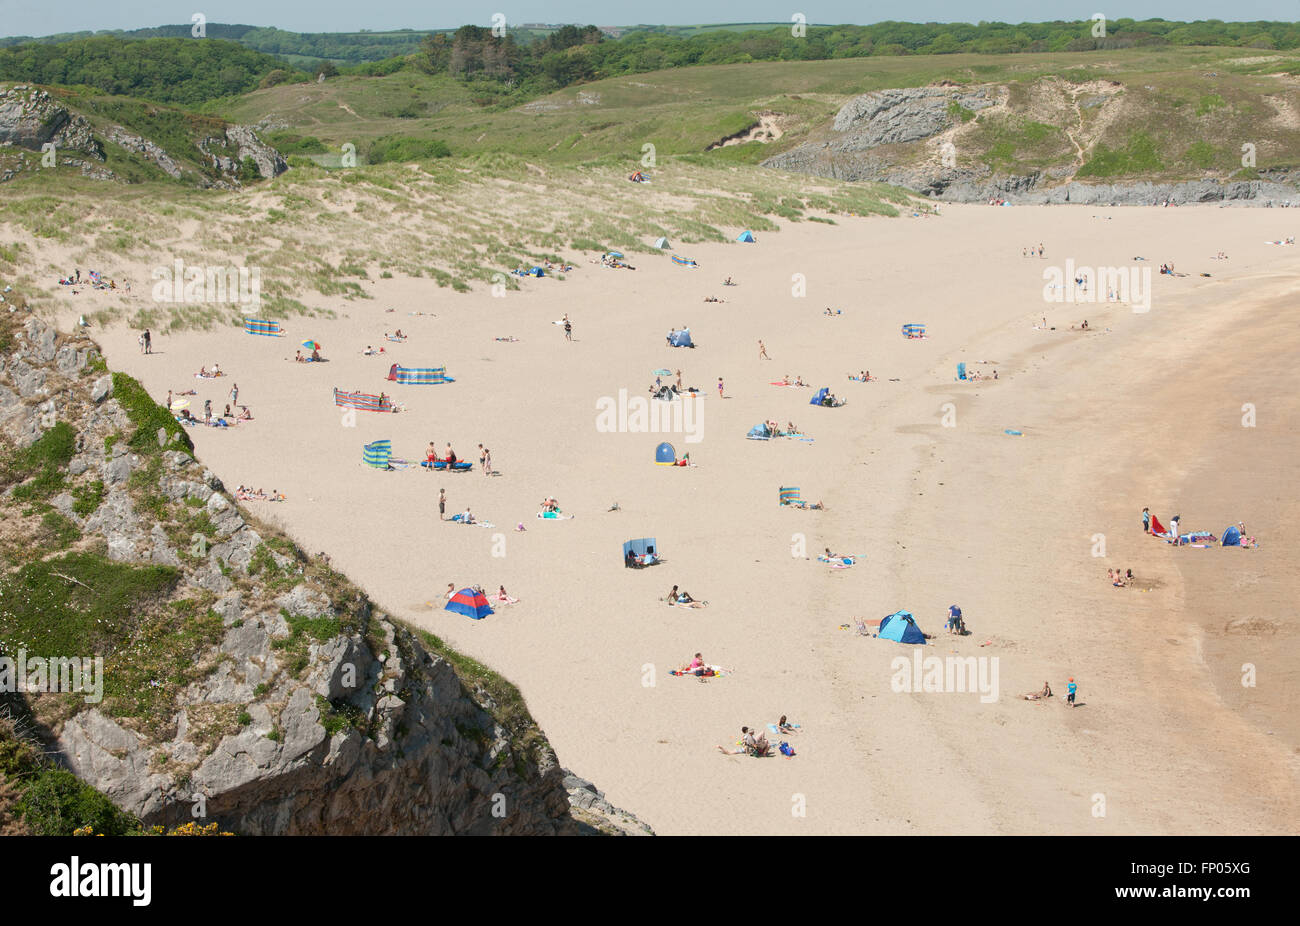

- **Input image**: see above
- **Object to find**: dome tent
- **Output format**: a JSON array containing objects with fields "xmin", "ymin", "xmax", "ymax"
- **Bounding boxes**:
[
  {"xmin": 878, "ymin": 610, "xmax": 926, "ymax": 644},
  {"xmin": 655, "ymin": 442, "xmax": 677, "ymax": 465}
]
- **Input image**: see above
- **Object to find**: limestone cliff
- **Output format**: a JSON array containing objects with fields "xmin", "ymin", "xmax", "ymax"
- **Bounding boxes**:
[
  {"xmin": 0, "ymin": 84, "xmax": 287, "ymax": 188},
  {"xmin": 0, "ymin": 311, "xmax": 649, "ymax": 835}
]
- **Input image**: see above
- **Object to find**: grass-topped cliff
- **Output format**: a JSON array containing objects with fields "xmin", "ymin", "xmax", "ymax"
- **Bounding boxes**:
[{"xmin": 0, "ymin": 303, "xmax": 648, "ymax": 835}]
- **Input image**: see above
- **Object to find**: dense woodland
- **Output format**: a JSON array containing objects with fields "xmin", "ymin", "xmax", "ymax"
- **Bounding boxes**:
[{"xmin": 1, "ymin": 20, "xmax": 1298, "ymax": 106}]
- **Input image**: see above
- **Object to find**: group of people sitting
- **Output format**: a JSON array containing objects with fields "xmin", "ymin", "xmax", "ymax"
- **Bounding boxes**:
[
  {"xmin": 1108, "ymin": 568, "xmax": 1135, "ymax": 587},
  {"xmin": 235, "ymin": 486, "xmax": 284, "ymax": 501},
  {"xmin": 195, "ymin": 364, "xmax": 224, "ymax": 378},
  {"xmin": 716, "ymin": 718, "xmax": 799, "ymax": 757},
  {"xmin": 292, "ymin": 349, "xmax": 322, "ymax": 362},
  {"xmin": 816, "ymin": 390, "xmax": 842, "ymax": 407},
  {"xmin": 362, "ymin": 345, "xmax": 388, "ymax": 355},
  {"xmin": 596, "ymin": 254, "xmax": 635, "ymax": 270},
  {"xmin": 776, "ymin": 375, "xmax": 807, "ymax": 386},
  {"xmin": 58, "ymin": 269, "xmax": 125, "ymax": 292},
  {"xmin": 703, "ymin": 295, "xmax": 726, "ymax": 303}
]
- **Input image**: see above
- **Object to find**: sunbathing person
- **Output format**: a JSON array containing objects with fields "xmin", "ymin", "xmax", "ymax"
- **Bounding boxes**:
[
  {"xmin": 1024, "ymin": 682, "xmax": 1053, "ymax": 701},
  {"xmin": 776, "ymin": 715, "xmax": 800, "ymax": 735},
  {"xmin": 496, "ymin": 585, "xmax": 519, "ymax": 604},
  {"xmin": 678, "ymin": 653, "xmax": 706, "ymax": 675}
]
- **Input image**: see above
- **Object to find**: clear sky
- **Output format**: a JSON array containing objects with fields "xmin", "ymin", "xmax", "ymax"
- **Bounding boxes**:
[{"xmin": 1, "ymin": 0, "xmax": 1295, "ymax": 39}]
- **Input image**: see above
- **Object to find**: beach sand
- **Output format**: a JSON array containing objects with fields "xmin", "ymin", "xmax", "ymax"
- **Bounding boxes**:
[{"xmin": 36, "ymin": 201, "xmax": 1300, "ymax": 835}]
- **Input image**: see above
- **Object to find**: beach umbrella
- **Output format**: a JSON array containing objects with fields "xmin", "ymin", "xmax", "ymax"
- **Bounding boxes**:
[{"xmin": 302, "ymin": 339, "xmax": 322, "ymax": 350}]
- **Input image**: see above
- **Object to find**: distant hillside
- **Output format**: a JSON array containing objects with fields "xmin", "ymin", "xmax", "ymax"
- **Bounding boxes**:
[{"xmin": 0, "ymin": 36, "xmax": 303, "ymax": 106}]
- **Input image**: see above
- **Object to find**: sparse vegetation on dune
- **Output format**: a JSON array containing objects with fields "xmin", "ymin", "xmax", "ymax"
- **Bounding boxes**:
[{"xmin": 0, "ymin": 154, "xmax": 915, "ymax": 330}]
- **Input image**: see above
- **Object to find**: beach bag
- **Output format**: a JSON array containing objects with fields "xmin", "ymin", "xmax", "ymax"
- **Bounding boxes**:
[{"xmin": 779, "ymin": 742, "xmax": 795, "ymax": 757}]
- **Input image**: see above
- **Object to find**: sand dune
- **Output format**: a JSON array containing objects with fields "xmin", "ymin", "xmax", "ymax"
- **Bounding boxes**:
[{"xmin": 44, "ymin": 202, "xmax": 1300, "ymax": 835}]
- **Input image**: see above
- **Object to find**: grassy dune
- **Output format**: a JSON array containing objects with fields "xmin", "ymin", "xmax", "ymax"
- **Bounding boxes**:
[{"xmin": 0, "ymin": 154, "xmax": 917, "ymax": 331}]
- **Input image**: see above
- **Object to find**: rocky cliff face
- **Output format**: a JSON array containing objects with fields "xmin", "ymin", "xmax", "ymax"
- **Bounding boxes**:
[
  {"xmin": 0, "ymin": 313, "xmax": 650, "ymax": 835},
  {"xmin": 0, "ymin": 84, "xmax": 288, "ymax": 188},
  {"xmin": 765, "ymin": 83, "xmax": 1300, "ymax": 205}
]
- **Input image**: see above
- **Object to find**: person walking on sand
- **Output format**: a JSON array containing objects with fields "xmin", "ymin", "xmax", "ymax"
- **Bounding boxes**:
[
  {"xmin": 438, "ymin": 488, "xmax": 446, "ymax": 521},
  {"xmin": 483, "ymin": 448, "xmax": 491, "ymax": 475},
  {"xmin": 142, "ymin": 329, "xmax": 152, "ymax": 354},
  {"xmin": 230, "ymin": 382, "xmax": 238, "ymax": 405},
  {"xmin": 1142, "ymin": 507, "xmax": 1151, "ymax": 534},
  {"xmin": 1066, "ymin": 677, "xmax": 1078, "ymax": 708},
  {"xmin": 564, "ymin": 317, "xmax": 572, "ymax": 341},
  {"xmin": 758, "ymin": 340, "xmax": 770, "ymax": 360},
  {"xmin": 717, "ymin": 377, "xmax": 724, "ymax": 398}
]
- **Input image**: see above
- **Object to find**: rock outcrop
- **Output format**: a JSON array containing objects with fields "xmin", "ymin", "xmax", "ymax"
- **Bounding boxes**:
[
  {"xmin": 0, "ymin": 83, "xmax": 288, "ymax": 188},
  {"xmin": 0, "ymin": 312, "xmax": 651, "ymax": 835},
  {"xmin": 764, "ymin": 82, "xmax": 1300, "ymax": 205}
]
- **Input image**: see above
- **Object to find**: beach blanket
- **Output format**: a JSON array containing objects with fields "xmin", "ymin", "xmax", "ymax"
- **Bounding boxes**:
[
  {"xmin": 817, "ymin": 554, "xmax": 856, "ymax": 567},
  {"xmin": 420, "ymin": 460, "xmax": 473, "ymax": 471},
  {"xmin": 536, "ymin": 511, "xmax": 573, "ymax": 520},
  {"xmin": 671, "ymin": 665, "xmax": 729, "ymax": 678}
]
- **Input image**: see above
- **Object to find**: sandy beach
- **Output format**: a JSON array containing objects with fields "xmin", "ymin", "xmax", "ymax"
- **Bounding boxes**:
[{"xmin": 33, "ymin": 201, "xmax": 1300, "ymax": 835}]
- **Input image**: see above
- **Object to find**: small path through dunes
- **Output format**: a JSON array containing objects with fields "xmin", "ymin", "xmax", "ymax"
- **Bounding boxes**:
[{"xmin": 706, "ymin": 112, "xmax": 786, "ymax": 150}]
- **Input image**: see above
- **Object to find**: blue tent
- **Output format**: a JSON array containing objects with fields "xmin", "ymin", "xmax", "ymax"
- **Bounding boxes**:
[
  {"xmin": 528, "ymin": 267, "xmax": 545, "ymax": 277},
  {"xmin": 668, "ymin": 328, "xmax": 694, "ymax": 348},
  {"xmin": 747, "ymin": 424, "xmax": 772, "ymax": 440},
  {"xmin": 737, "ymin": 230, "xmax": 755, "ymax": 242},
  {"xmin": 957, "ymin": 362, "xmax": 967, "ymax": 380},
  {"xmin": 655, "ymin": 442, "xmax": 677, "ymax": 464},
  {"xmin": 623, "ymin": 538, "xmax": 661, "ymax": 567},
  {"xmin": 878, "ymin": 610, "xmax": 926, "ymax": 645},
  {"xmin": 810, "ymin": 387, "xmax": 829, "ymax": 406},
  {"xmin": 1222, "ymin": 525, "xmax": 1241, "ymax": 546}
]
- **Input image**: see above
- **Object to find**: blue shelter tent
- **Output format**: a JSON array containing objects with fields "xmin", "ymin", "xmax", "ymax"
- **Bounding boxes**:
[
  {"xmin": 668, "ymin": 328, "xmax": 694, "ymax": 348},
  {"xmin": 878, "ymin": 610, "xmax": 926, "ymax": 644},
  {"xmin": 528, "ymin": 267, "xmax": 545, "ymax": 277},
  {"xmin": 655, "ymin": 442, "xmax": 677, "ymax": 465},
  {"xmin": 623, "ymin": 538, "xmax": 661, "ymax": 567},
  {"xmin": 737, "ymin": 230, "xmax": 756, "ymax": 242},
  {"xmin": 957, "ymin": 362, "xmax": 967, "ymax": 380},
  {"xmin": 1222, "ymin": 525, "xmax": 1242, "ymax": 546},
  {"xmin": 747, "ymin": 424, "xmax": 772, "ymax": 440},
  {"xmin": 810, "ymin": 387, "xmax": 829, "ymax": 406}
]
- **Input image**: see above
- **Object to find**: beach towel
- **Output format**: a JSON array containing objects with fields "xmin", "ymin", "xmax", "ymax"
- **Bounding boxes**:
[
  {"xmin": 671, "ymin": 665, "xmax": 729, "ymax": 678},
  {"xmin": 817, "ymin": 554, "xmax": 855, "ymax": 567}
]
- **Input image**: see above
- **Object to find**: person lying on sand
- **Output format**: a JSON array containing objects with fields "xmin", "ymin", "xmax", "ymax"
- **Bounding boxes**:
[{"xmin": 1024, "ymin": 682, "xmax": 1053, "ymax": 701}]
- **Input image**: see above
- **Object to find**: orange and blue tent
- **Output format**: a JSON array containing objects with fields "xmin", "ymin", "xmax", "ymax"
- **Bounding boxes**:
[{"xmin": 446, "ymin": 587, "xmax": 494, "ymax": 620}]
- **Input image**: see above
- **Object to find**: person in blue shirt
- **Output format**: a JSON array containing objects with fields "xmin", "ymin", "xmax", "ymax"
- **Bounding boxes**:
[{"xmin": 1067, "ymin": 677, "xmax": 1078, "ymax": 708}]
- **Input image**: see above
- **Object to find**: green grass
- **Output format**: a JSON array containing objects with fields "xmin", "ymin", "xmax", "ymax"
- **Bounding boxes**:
[
  {"xmin": 1077, "ymin": 131, "xmax": 1164, "ymax": 178},
  {"xmin": 112, "ymin": 372, "xmax": 192, "ymax": 453}
]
